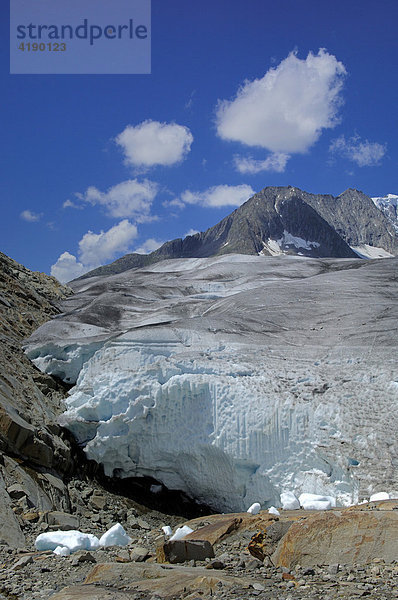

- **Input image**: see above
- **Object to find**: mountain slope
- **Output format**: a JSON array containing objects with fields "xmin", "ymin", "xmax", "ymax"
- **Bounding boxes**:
[
  {"xmin": 77, "ymin": 186, "xmax": 397, "ymax": 281},
  {"xmin": 372, "ymin": 194, "xmax": 398, "ymax": 233}
]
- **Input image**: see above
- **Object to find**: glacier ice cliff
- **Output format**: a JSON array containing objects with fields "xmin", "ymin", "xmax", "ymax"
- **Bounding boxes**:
[{"xmin": 25, "ymin": 255, "xmax": 398, "ymax": 512}]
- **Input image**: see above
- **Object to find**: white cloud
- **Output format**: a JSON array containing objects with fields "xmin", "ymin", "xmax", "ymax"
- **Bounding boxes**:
[
  {"xmin": 20, "ymin": 209, "xmax": 42, "ymax": 222},
  {"xmin": 216, "ymin": 49, "xmax": 346, "ymax": 154},
  {"xmin": 134, "ymin": 238, "xmax": 164, "ymax": 255},
  {"xmin": 234, "ymin": 152, "xmax": 289, "ymax": 173},
  {"xmin": 163, "ymin": 197, "xmax": 186, "ymax": 210},
  {"xmin": 115, "ymin": 120, "xmax": 193, "ymax": 170},
  {"xmin": 51, "ymin": 220, "xmax": 138, "ymax": 283},
  {"xmin": 329, "ymin": 135, "xmax": 387, "ymax": 167},
  {"xmin": 78, "ymin": 219, "xmax": 138, "ymax": 266},
  {"xmin": 63, "ymin": 199, "xmax": 82, "ymax": 209},
  {"xmin": 180, "ymin": 184, "xmax": 255, "ymax": 208},
  {"xmin": 184, "ymin": 228, "xmax": 200, "ymax": 237},
  {"xmin": 76, "ymin": 179, "xmax": 158, "ymax": 221},
  {"xmin": 50, "ymin": 252, "xmax": 87, "ymax": 283}
]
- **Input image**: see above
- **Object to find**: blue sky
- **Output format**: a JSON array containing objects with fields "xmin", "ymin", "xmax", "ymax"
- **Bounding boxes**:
[{"xmin": 1, "ymin": 0, "xmax": 397, "ymax": 281}]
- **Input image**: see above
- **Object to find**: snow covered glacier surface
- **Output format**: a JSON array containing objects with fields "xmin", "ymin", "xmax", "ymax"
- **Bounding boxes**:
[{"xmin": 26, "ymin": 255, "xmax": 398, "ymax": 511}]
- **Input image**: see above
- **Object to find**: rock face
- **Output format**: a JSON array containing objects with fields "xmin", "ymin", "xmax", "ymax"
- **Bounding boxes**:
[
  {"xmin": 25, "ymin": 254, "xmax": 398, "ymax": 512},
  {"xmin": 273, "ymin": 507, "xmax": 398, "ymax": 567},
  {"xmin": 77, "ymin": 186, "xmax": 397, "ymax": 280},
  {"xmin": 0, "ymin": 251, "xmax": 73, "ymax": 470},
  {"xmin": 0, "ymin": 251, "xmax": 76, "ymax": 545},
  {"xmin": 372, "ymin": 193, "xmax": 398, "ymax": 233}
]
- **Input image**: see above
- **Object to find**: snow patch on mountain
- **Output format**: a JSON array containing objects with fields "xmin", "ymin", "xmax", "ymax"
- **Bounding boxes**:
[
  {"xmin": 351, "ymin": 245, "xmax": 394, "ymax": 259},
  {"xmin": 260, "ymin": 231, "xmax": 320, "ymax": 256},
  {"xmin": 372, "ymin": 194, "xmax": 398, "ymax": 232}
]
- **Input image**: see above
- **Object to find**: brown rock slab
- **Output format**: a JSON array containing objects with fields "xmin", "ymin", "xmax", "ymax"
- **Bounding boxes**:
[
  {"xmin": 62, "ymin": 562, "xmax": 264, "ymax": 599},
  {"xmin": 273, "ymin": 509, "xmax": 398, "ymax": 567},
  {"xmin": 157, "ymin": 515, "xmax": 243, "ymax": 564},
  {"xmin": 45, "ymin": 587, "xmax": 129, "ymax": 599},
  {"xmin": 163, "ymin": 539, "xmax": 215, "ymax": 564},
  {"xmin": 183, "ymin": 515, "xmax": 242, "ymax": 545}
]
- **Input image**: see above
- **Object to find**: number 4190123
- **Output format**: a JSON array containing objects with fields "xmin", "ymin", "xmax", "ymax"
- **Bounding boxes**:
[{"xmin": 18, "ymin": 42, "xmax": 66, "ymax": 51}]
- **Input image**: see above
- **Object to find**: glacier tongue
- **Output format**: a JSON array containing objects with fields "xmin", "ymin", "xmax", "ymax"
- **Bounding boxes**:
[{"xmin": 25, "ymin": 255, "xmax": 398, "ymax": 512}]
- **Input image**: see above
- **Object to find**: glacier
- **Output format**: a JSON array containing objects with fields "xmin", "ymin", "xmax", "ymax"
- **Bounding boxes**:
[{"xmin": 25, "ymin": 255, "xmax": 398, "ymax": 512}]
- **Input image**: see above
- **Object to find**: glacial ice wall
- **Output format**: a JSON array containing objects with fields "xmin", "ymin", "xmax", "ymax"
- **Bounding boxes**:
[{"xmin": 26, "ymin": 256, "xmax": 398, "ymax": 512}]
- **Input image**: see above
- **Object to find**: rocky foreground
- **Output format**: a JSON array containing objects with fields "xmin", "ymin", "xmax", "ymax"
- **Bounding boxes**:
[{"xmin": 1, "ymin": 477, "xmax": 398, "ymax": 600}]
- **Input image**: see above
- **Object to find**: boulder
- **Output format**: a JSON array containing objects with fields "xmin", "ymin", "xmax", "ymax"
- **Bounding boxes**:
[
  {"xmin": 129, "ymin": 546, "xmax": 150, "ymax": 562},
  {"xmin": 46, "ymin": 511, "xmax": 80, "ymax": 530},
  {"xmin": 162, "ymin": 539, "xmax": 215, "ymax": 563},
  {"xmin": 273, "ymin": 508, "xmax": 398, "ymax": 567}
]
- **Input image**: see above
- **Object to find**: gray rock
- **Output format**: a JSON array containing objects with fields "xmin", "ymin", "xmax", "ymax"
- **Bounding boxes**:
[
  {"xmin": 115, "ymin": 549, "xmax": 130, "ymax": 562},
  {"xmin": 328, "ymin": 563, "xmax": 340, "ymax": 575},
  {"xmin": 46, "ymin": 511, "xmax": 79, "ymax": 530},
  {"xmin": 89, "ymin": 493, "xmax": 107, "ymax": 511},
  {"xmin": 0, "ymin": 472, "xmax": 25, "ymax": 548},
  {"xmin": 71, "ymin": 551, "xmax": 97, "ymax": 566},
  {"xmin": 137, "ymin": 518, "xmax": 151, "ymax": 530},
  {"xmin": 129, "ymin": 546, "xmax": 150, "ymax": 562},
  {"xmin": 11, "ymin": 555, "xmax": 33, "ymax": 570},
  {"xmin": 206, "ymin": 559, "xmax": 225, "ymax": 570},
  {"xmin": 6, "ymin": 484, "xmax": 26, "ymax": 500}
]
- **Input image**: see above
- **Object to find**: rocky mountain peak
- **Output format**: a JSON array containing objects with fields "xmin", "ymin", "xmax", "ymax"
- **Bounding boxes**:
[{"xmin": 75, "ymin": 185, "xmax": 398, "ymax": 281}]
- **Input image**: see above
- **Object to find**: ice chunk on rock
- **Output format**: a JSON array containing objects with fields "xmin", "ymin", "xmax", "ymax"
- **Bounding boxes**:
[
  {"xmin": 247, "ymin": 502, "xmax": 261, "ymax": 515},
  {"xmin": 280, "ymin": 492, "xmax": 300, "ymax": 510},
  {"xmin": 169, "ymin": 526, "xmax": 194, "ymax": 541},
  {"xmin": 268, "ymin": 506, "xmax": 280, "ymax": 516},
  {"xmin": 53, "ymin": 545, "xmax": 71, "ymax": 557},
  {"xmin": 35, "ymin": 530, "xmax": 100, "ymax": 553},
  {"xmin": 299, "ymin": 493, "xmax": 336, "ymax": 510},
  {"xmin": 99, "ymin": 523, "xmax": 131, "ymax": 547},
  {"xmin": 162, "ymin": 526, "xmax": 173, "ymax": 537},
  {"xmin": 369, "ymin": 491, "xmax": 390, "ymax": 502}
]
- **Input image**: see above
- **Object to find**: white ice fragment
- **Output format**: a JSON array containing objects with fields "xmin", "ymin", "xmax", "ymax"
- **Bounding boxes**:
[
  {"xmin": 280, "ymin": 492, "xmax": 300, "ymax": 510},
  {"xmin": 247, "ymin": 502, "xmax": 261, "ymax": 515},
  {"xmin": 299, "ymin": 493, "xmax": 336, "ymax": 511},
  {"xmin": 369, "ymin": 491, "xmax": 390, "ymax": 502},
  {"xmin": 268, "ymin": 506, "xmax": 280, "ymax": 516},
  {"xmin": 162, "ymin": 526, "xmax": 173, "ymax": 537},
  {"xmin": 150, "ymin": 484, "xmax": 163, "ymax": 494},
  {"xmin": 53, "ymin": 545, "xmax": 71, "ymax": 557},
  {"xmin": 169, "ymin": 525, "xmax": 194, "ymax": 541},
  {"xmin": 35, "ymin": 530, "xmax": 100, "ymax": 553},
  {"xmin": 99, "ymin": 523, "xmax": 131, "ymax": 547}
]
